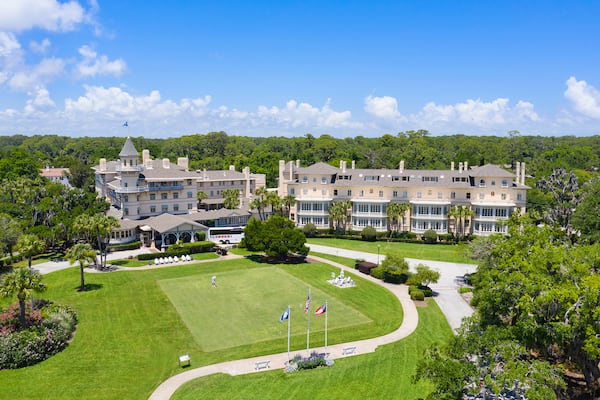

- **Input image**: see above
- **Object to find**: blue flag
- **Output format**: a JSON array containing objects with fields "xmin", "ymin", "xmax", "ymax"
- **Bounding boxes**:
[
  {"xmin": 123, "ymin": 121, "xmax": 128, "ymax": 127},
  {"xmin": 279, "ymin": 307, "xmax": 289, "ymax": 322}
]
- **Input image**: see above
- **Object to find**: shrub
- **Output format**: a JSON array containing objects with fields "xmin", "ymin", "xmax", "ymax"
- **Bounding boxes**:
[
  {"xmin": 288, "ymin": 352, "xmax": 330, "ymax": 372},
  {"xmin": 383, "ymin": 269, "xmax": 409, "ymax": 284},
  {"xmin": 360, "ymin": 226, "xmax": 377, "ymax": 241},
  {"xmin": 458, "ymin": 287, "xmax": 473, "ymax": 294},
  {"xmin": 195, "ymin": 231, "xmax": 206, "ymax": 241},
  {"xmin": 108, "ymin": 241, "xmax": 141, "ymax": 251},
  {"xmin": 422, "ymin": 229, "xmax": 438, "ymax": 243},
  {"xmin": 369, "ymin": 265, "xmax": 385, "ymax": 280},
  {"xmin": 0, "ymin": 302, "xmax": 77, "ymax": 369},
  {"xmin": 438, "ymin": 233, "xmax": 454, "ymax": 243},
  {"xmin": 354, "ymin": 259, "xmax": 365, "ymax": 269},
  {"xmin": 411, "ymin": 289, "xmax": 425, "ymax": 301},
  {"xmin": 137, "ymin": 241, "xmax": 214, "ymax": 260},
  {"xmin": 302, "ymin": 223, "xmax": 318, "ymax": 238}
]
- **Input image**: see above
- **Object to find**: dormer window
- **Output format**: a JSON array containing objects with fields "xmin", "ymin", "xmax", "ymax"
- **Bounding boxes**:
[
  {"xmin": 321, "ymin": 177, "xmax": 327, "ymax": 184},
  {"xmin": 479, "ymin": 179, "xmax": 486, "ymax": 187},
  {"xmin": 302, "ymin": 176, "xmax": 308, "ymax": 183}
]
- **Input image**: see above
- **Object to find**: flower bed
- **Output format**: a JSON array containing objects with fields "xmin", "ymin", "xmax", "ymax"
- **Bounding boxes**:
[
  {"xmin": 0, "ymin": 301, "xmax": 77, "ymax": 369},
  {"xmin": 285, "ymin": 351, "xmax": 334, "ymax": 373}
]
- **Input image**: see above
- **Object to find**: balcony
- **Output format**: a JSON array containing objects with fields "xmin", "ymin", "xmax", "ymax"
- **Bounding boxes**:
[
  {"xmin": 149, "ymin": 184, "xmax": 184, "ymax": 191},
  {"xmin": 115, "ymin": 165, "xmax": 143, "ymax": 172},
  {"xmin": 115, "ymin": 185, "xmax": 149, "ymax": 194}
]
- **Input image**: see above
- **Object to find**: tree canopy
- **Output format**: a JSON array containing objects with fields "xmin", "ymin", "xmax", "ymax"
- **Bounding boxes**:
[{"xmin": 242, "ymin": 215, "xmax": 309, "ymax": 260}]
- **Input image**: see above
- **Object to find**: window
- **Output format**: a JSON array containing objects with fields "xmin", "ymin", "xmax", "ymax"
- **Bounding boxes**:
[
  {"xmin": 491, "ymin": 180, "xmax": 496, "ymax": 186},
  {"xmin": 173, "ymin": 192, "xmax": 179, "ymax": 199},
  {"xmin": 517, "ymin": 193, "xmax": 523, "ymax": 201},
  {"xmin": 333, "ymin": 190, "xmax": 338, "ymax": 196},
  {"xmin": 402, "ymin": 191, "xmax": 408, "ymax": 198},
  {"xmin": 124, "ymin": 208, "xmax": 129, "ymax": 216},
  {"xmin": 479, "ymin": 179, "xmax": 486, "ymax": 187},
  {"xmin": 369, "ymin": 188, "xmax": 373, "ymax": 194},
  {"xmin": 491, "ymin": 191, "xmax": 495, "ymax": 197},
  {"xmin": 290, "ymin": 188, "xmax": 295, "ymax": 195},
  {"xmin": 347, "ymin": 190, "xmax": 352, "ymax": 196},
  {"xmin": 427, "ymin": 190, "xmax": 432, "ymax": 196},
  {"xmin": 502, "ymin": 180, "xmax": 508, "ymax": 187},
  {"xmin": 150, "ymin": 193, "xmax": 156, "ymax": 200},
  {"xmin": 466, "ymin": 192, "xmax": 471, "ymax": 199},
  {"xmin": 437, "ymin": 192, "xmax": 442, "ymax": 199},
  {"xmin": 123, "ymin": 195, "xmax": 129, "ymax": 202},
  {"xmin": 313, "ymin": 177, "xmax": 317, "ymax": 183},
  {"xmin": 161, "ymin": 193, "xmax": 168, "ymax": 200},
  {"xmin": 302, "ymin": 176, "xmax": 308, "ymax": 183},
  {"xmin": 173, "ymin": 204, "xmax": 179, "ymax": 211},
  {"xmin": 417, "ymin": 192, "xmax": 422, "ymax": 198},
  {"xmin": 360, "ymin": 190, "xmax": 364, "ymax": 197},
  {"xmin": 188, "ymin": 203, "xmax": 193, "ymax": 210},
  {"xmin": 187, "ymin": 191, "xmax": 193, "ymax": 198},
  {"xmin": 187, "ymin": 179, "xmax": 192, "ymax": 186},
  {"xmin": 321, "ymin": 177, "xmax": 327, "ymax": 184},
  {"xmin": 379, "ymin": 190, "xmax": 383, "ymax": 197},
  {"xmin": 451, "ymin": 191, "xmax": 456, "ymax": 199},
  {"xmin": 495, "ymin": 208, "xmax": 507, "ymax": 217},
  {"xmin": 479, "ymin": 193, "xmax": 484, "ymax": 199},
  {"xmin": 501, "ymin": 193, "xmax": 507, "ymax": 200},
  {"xmin": 393, "ymin": 191, "xmax": 398, "ymax": 198},
  {"xmin": 150, "ymin": 206, "xmax": 156, "ymax": 213},
  {"xmin": 161, "ymin": 205, "xmax": 168, "ymax": 212}
]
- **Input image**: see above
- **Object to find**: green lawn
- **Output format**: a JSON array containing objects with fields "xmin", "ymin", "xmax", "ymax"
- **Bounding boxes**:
[
  {"xmin": 172, "ymin": 299, "xmax": 452, "ymax": 400},
  {"xmin": 0, "ymin": 256, "xmax": 402, "ymax": 400},
  {"xmin": 158, "ymin": 267, "xmax": 371, "ymax": 351},
  {"xmin": 308, "ymin": 237, "xmax": 474, "ymax": 263}
]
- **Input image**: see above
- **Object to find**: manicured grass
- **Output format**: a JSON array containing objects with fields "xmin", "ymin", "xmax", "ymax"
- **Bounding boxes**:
[
  {"xmin": 0, "ymin": 256, "xmax": 402, "ymax": 400},
  {"xmin": 111, "ymin": 252, "xmax": 219, "ymax": 267},
  {"xmin": 158, "ymin": 267, "xmax": 371, "ymax": 351},
  {"xmin": 172, "ymin": 299, "xmax": 452, "ymax": 400},
  {"xmin": 308, "ymin": 237, "xmax": 474, "ymax": 263}
]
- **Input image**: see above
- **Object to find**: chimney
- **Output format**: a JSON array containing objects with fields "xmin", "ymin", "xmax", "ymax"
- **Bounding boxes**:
[
  {"xmin": 229, "ymin": 165, "xmax": 235, "ymax": 171},
  {"xmin": 99, "ymin": 158, "xmax": 107, "ymax": 171},
  {"xmin": 296, "ymin": 160, "xmax": 300, "ymax": 168},
  {"xmin": 464, "ymin": 161, "xmax": 468, "ymax": 171},
  {"xmin": 342, "ymin": 161, "xmax": 347, "ymax": 173},
  {"xmin": 339, "ymin": 160, "xmax": 344, "ymax": 170},
  {"xmin": 399, "ymin": 160, "xmax": 405, "ymax": 173},
  {"xmin": 459, "ymin": 162, "xmax": 463, "ymax": 173},
  {"xmin": 451, "ymin": 161, "xmax": 455, "ymax": 171},
  {"xmin": 203, "ymin": 169, "xmax": 207, "ymax": 179},
  {"xmin": 351, "ymin": 160, "xmax": 356, "ymax": 169},
  {"xmin": 177, "ymin": 157, "xmax": 189, "ymax": 171},
  {"xmin": 243, "ymin": 166, "xmax": 250, "ymax": 198},
  {"xmin": 521, "ymin": 162, "xmax": 526, "ymax": 185},
  {"xmin": 288, "ymin": 161, "xmax": 293, "ymax": 180},
  {"xmin": 142, "ymin": 149, "xmax": 150, "ymax": 164},
  {"xmin": 162, "ymin": 158, "xmax": 170, "ymax": 169},
  {"xmin": 515, "ymin": 162, "xmax": 521, "ymax": 183}
]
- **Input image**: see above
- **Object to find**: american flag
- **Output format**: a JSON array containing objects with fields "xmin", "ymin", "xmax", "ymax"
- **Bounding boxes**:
[{"xmin": 304, "ymin": 292, "xmax": 311, "ymax": 313}]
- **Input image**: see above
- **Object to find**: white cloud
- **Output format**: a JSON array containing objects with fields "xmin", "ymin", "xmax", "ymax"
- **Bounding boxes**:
[
  {"xmin": 564, "ymin": 76, "xmax": 600, "ymax": 119},
  {"xmin": 364, "ymin": 95, "xmax": 402, "ymax": 119},
  {"xmin": 0, "ymin": 0, "xmax": 86, "ymax": 32},
  {"xmin": 9, "ymin": 57, "xmax": 65, "ymax": 91},
  {"xmin": 414, "ymin": 98, "xmax": 539, "ymax": 128},
  {"xmin": 75, "ymin": 45, "xmax": 126, "ymax": 78},
  {"xmin": 257, "ymin": 98, "xmax": 358, "ymax": 130},
  {"xmin": 0, "ymin": 32, "xmax": 23, "ymax": 84},
  {"xmin": 24, "ymin": 87, "xmax": 56, "ymax": 113},
  {"xmin": 30, "ymin": 38, "xmax": 51, "ymax": 54}
]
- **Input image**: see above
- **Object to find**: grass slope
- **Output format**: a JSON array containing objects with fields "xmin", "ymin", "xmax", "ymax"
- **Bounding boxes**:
[
  {"xmin": 0, "ymin": 257, "xmax": 402, "ymax": 400},
  {"xmin": 172, "ymin": 299, "xmax": 452, "ymax": 400}
]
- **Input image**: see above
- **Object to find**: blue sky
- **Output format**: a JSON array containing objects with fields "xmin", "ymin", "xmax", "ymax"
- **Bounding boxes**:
[{"xmin": 1, "ymin": 0, "xmax": 600, "ymax": 138}]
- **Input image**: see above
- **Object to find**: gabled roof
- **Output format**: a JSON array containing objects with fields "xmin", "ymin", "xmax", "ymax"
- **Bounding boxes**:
[
  {"xmin": 145, "ymin": 213, "xmax": 207, "ymax": 233},
  {"xmin": 296, "ymin": 162, "xmax": 339, "ymax": 175},
  {"xmin": 119, "ymin": 137, "xmax": 139, "ymax": 157},
  {"xmin": 469, "ymin": 164, "xmax": 515, "ymax": 178}
]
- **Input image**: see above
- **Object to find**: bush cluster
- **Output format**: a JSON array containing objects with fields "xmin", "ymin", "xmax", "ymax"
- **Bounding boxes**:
[
  {"xmin": 108, "ymin": 241, "xmax": 141, "ymax": 251},
  {"xmin": 0, "ymin": 301, "xmax": 77, "ymax": 369},
  {"xmin": 289, "ymin": 352, "xmax": 332, "ymax": 371},
  {"xmin": 409, "ymin": 285, "xmax": 433, "ymax": 299}
]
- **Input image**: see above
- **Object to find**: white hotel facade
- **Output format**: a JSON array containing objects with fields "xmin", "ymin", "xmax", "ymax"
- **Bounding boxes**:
[{"xmin": 278, "ymin": 159, "xmax": 529, "ymax": 236}]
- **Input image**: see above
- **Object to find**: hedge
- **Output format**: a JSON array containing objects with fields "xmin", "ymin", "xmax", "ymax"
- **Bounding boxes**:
[
  {"xmin": 137, "ymin": 241, "xmax": 214, "ymax": 261},
  {"xmin": 108, "ymin": 241, "xmax": 141, "ymax": 251}
]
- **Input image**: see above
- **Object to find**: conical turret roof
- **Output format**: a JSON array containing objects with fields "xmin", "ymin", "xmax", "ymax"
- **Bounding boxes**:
[{"xmin": 119, "ymin": 137, "xmax": 139, "ymax": 157}]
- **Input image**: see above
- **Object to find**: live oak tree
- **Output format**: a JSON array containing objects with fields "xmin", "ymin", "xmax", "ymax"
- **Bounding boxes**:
[{"xmin": 242, "ymin": 215, "xmax": 309, "ymax": 260}]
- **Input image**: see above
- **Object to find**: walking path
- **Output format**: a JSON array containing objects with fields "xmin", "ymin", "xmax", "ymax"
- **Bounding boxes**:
[{"xmin": 148, "ymin": 254, "xmax": 418, "ymax": 400}]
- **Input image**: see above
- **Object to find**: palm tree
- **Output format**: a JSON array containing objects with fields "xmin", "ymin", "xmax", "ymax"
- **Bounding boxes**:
[
  {"xmin": 15, "ymin": 233, "xmax": 45, "ymax": 269},
  {"xmin": 73, "ymin": 213, "xmax": 120, "ymax": 269},
  {"xmin": 0, "ymin": 267, "xmax": 46, "ymax": 328},
  {"xmin": 222, "ymin": 189, "xmax": 241, "ymax": 209},
  {"xmin": 282, "ymin": 194, "xmax": 296, "ymax": 218},
  {"xmin": 386, "ymin": 202, "xmax": 410, "ymax": 235},
  {"xmin": 197, "ymin": 190, "xmax": 208, "ymax": 210},
  {"xmin": 266, "ymin": 191, "xmax": 283, "ymax": 215},
  {"xmin": 251, "ymin": 187, "xmax": 269, "ymax": 220},
  {"xmin": 328, "ymin": 201, "xmax": 349, "ymax": 232},
  {"xmin": 66, "ymin": 243, "xmax": 96, "ymax": 291},
  {"xmin": 448, "ymin": 205, "xmax": 475, "ymax": 240}
]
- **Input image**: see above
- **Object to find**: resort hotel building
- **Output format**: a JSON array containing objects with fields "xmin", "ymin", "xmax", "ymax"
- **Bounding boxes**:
[{"xmin": 277, "ymin": 159, "xmax": 529, "ymax": 236}]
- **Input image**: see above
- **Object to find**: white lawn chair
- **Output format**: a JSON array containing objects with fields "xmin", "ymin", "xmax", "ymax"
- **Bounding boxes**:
[
  {"xmin": 173, "ymin": 256, "xmax": 179, "ymax": 262},
  {"xmin": 154, "ymin": 258, "xmax": 159, "ymax": 265}
]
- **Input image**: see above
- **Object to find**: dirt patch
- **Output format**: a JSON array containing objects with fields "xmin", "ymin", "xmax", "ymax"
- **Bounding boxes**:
[{"xmin": 413, "ymin": 300, "xmax": 428, "ymax": 307}]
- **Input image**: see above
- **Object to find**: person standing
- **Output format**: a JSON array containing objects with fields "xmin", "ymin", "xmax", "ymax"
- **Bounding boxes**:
[{"xmin": 211, "ymin": 275, "xmax": 217, "ymax": 287}]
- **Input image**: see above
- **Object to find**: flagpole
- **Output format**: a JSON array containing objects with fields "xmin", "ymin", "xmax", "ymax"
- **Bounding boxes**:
[
  {"xmin": 287, "ymin": 304, "xmax": 291, "ymax": 363},
  {"xmin": 306, "ymin": 287, "xmax": 311, "ymax": 353},
  {"xmin": 325, "ymin": 300, "xmax": 328, "ymax": 350}
]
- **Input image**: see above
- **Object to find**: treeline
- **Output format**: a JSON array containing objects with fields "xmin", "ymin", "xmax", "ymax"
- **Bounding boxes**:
[{"xmin": 1, "ymin": 130, "xmax": 599, "ymax": 190}]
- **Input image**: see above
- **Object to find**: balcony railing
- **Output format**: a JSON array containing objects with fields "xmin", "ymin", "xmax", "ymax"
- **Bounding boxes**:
[
  {"xmin": 149, "ymin": 184, "xmax": 184, "ymax": 191},
  {"xmin": 115, "ymin": 186, "xmax": 149, "ymax": 193},
  {"xmin": 115, "ymin": 165, "xmax": 144, "ymax": 172}
]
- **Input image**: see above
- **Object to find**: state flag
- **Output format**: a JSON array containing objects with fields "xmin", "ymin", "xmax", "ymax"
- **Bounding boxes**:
[
  {"xmin": 315, "ymin": 304, "xmax": 327, "ymax": 316},
  {"xmin": 279, "ymin": 307, "xmax": 289, "ymax": 322}
]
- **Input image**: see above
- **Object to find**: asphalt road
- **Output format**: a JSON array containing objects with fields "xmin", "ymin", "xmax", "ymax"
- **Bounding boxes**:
[{"xmin": 307, "ymin": 243, "xmax": 478, "ymax": 331}]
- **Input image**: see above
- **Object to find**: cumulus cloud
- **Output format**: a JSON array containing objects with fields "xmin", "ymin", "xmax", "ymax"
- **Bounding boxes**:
[
  {"xmin": 75, "ymin": 45, "xmax": 126, "ymax": 78},
  {"xmin": 257, "ymin": 98, "xmax": 358, "ymax": 129},
  {"xmin": 0, "ymin": 0, "xmax": 86, "ymax": 32},
  {"xmin": 415, "ymin": 98, "xmax": 539, "ymax": 128},
  {"xmin": 9, "ymin": 57, "xmax": 65, "ymax": 91},
  {"xmin": 364, "ymin": 95, "xmax": 403, "ymax": 119},
  {"xmin": 24, "ymin": 87, "xmax": 56, "ymax": 113},
  {"xmin": 0, "ymin": 32, "xmax": 23, "ymax": 84},
  {"xmin": 564, "ymin": 76, "xmax": 600, "ymax": 119}
]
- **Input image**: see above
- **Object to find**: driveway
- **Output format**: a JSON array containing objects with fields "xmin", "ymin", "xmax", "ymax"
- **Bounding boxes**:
[{"xmin": 307, "ymin": 243, "xmax": 478, "ymax": 331}]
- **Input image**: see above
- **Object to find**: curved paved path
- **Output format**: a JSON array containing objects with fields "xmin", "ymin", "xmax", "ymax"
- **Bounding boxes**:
[{"xmin": 148, "ymin": 254, "xmax": 418, "ymax": 400}]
